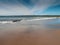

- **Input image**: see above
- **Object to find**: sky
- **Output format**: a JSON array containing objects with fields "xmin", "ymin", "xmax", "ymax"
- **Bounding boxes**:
[{"xmin": 0, "ymin": 0, "xmax": 60, "ymax": 15}]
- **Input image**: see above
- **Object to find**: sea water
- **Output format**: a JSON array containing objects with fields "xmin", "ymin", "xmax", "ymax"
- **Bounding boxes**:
[{"xmin": 0, "ymin": 16, "xmax": 60, "ymax": 29}]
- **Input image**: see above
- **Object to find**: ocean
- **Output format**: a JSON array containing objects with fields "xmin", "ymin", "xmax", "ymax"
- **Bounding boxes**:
[{"xmin": 0, "ymin": 16, "xmax": 59, "ymax": 29}]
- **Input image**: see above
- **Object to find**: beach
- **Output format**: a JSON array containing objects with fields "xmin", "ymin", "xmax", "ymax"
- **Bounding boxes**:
[{"xmin": 0, "ymin": 19, "xmax": 60, "ymax": 45}]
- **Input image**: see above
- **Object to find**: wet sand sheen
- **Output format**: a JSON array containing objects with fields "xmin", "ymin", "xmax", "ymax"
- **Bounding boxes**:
[
  {"xmin": 0, "ymin": 20, "xmax": 60, "ymax": 45},
  {"xmin": 0, "ymin": 26, "xmax": 60, "ymax": 45}
]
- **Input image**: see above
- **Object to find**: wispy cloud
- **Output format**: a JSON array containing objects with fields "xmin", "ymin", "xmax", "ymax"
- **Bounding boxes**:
[{"xmin": 0, "ymin": 0, "xmax": 60, "ymax": 15}]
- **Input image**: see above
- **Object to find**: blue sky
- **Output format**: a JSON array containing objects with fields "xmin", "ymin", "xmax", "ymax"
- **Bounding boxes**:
[{"xmin": 0, "ymin": 0, "xmax": 60, "ymax": 15}]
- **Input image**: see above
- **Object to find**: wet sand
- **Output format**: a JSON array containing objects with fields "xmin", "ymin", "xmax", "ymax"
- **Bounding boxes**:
[{"xmin": 0, "ymin": 20, "xmax": 60, "ymax": 45}]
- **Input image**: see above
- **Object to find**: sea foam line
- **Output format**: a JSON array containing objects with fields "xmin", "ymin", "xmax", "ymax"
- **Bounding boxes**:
[
  {"xmin": 0, "ymin": 21, "xmax": 15, "ymax": 24},
  {"xmin": 26, "ymin": 17, "xmax": 56, "ymax": 21}
]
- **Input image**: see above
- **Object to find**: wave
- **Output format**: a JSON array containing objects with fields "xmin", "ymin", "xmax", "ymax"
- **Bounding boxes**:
[
  {"xmin": 0, "ymin": 17, "xmax": 57, "ymax": 24},
  {"xmin": 0, "ymin": 21, "xmax": 16, "ymax": 24},
  {"xmin": 23, "ymin": 17, "xmax": 56, "ymax": 21}
]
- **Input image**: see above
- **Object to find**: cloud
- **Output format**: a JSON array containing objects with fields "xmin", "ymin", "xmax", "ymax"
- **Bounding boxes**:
[{"xmin": 0, "ymin": 0, "xmax": 60, "ymax": 15}]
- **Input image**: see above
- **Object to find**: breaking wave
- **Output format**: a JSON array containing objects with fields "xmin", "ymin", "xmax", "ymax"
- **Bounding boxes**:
[
  {"xmin": 0, "ymin": 17, "xmax": 56, "ymax": 24},
  {"xmin": 26, "ymin": 17, "xmax": 56, "ymax": 21},
  {"xmin": 0, "ymin": 21, "xmax": 16, "ymax": 24}
]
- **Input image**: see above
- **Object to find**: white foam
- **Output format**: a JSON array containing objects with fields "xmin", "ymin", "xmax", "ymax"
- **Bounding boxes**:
[
  {"xmin": 0, "ymin": 21, "xmax": 15, "ymax": 24},
  {"xmin": 26, "ymin": 17, "xmax": 56, "ymax": 21}
]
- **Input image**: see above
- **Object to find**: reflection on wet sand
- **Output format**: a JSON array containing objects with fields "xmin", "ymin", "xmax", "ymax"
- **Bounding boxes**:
[{"xmin": 0, "ymin": 19, "xmax": 60, "ymax": 45}]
